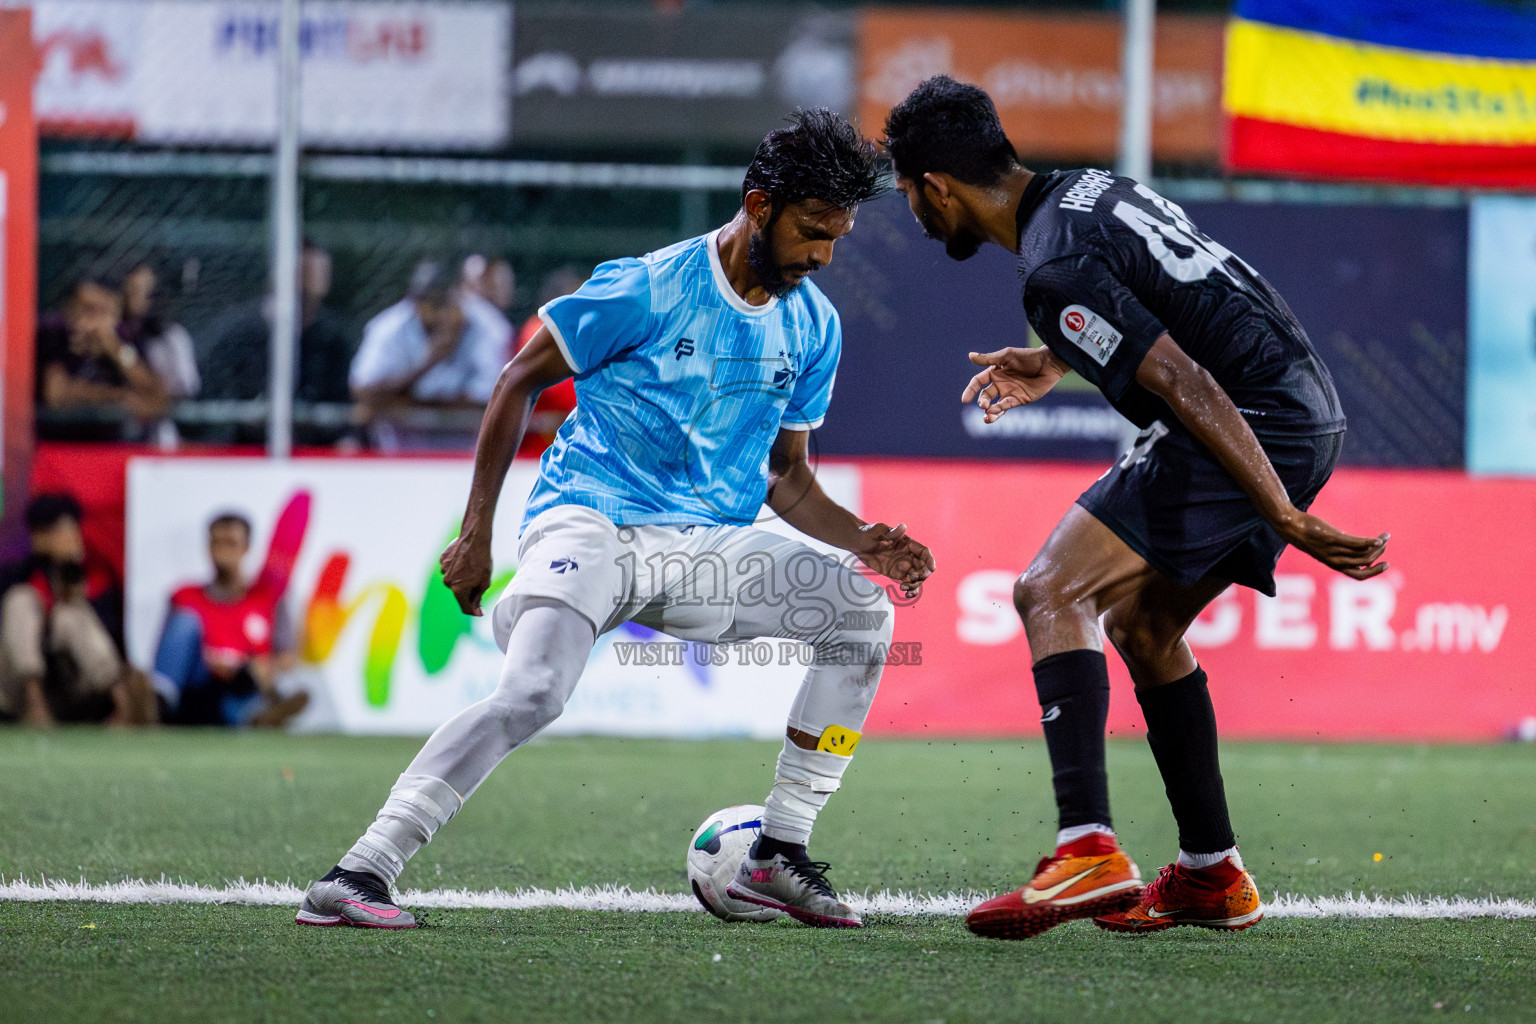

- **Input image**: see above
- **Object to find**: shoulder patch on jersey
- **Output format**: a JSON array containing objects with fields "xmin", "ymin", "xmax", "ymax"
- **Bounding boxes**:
[{"xmin": 1058, "ymin": 304, "xmax": 1123, "ymax": 366}]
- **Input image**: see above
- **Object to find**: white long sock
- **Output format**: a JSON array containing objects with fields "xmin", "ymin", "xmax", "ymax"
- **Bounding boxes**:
[
  {"xmin": 755, "ymin": 593, "xmax": 892, "ymax": 846},
  {"xmin": 340, "ymin": 773, "xmax": 462, "ymax": 885},
  {"xmin": 1178, "ymin": 846, "xmax": 1242, "ymax": 870},
  {"xmin": 337, "ymin": 598, "xmax": 595, "ymax": 885},
  {"xmin": 762, "ymin": 744, "xmax": 854, "ymax": 846},
  {"xmin": 1056, "ymin": 823, "xmax": 1116, "ymax": 848}
]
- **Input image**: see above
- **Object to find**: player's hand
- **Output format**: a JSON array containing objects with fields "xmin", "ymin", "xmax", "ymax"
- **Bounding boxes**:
[
  {"xmin": 440, "ymin": 533, "xmax": 493, "ymax": 616},
  {"xmin": 854, "ymin": 521, "xmax": 936, "ymax": 598},
  {"xmin": 1277, "ymin": 511, "xmax": 1390, "ymax": 580},
  {"xmin": 961, "ymin": 348, "xmax": 1066, "ymax": 423}
]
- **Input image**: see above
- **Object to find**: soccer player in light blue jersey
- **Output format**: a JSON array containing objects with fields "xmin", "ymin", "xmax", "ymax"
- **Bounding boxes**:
[{"xmin": 298, "ymin": 110, "xmax": 935, "ymax": 931}]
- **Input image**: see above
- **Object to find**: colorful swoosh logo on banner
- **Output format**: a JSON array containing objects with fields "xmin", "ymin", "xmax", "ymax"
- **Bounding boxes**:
[
  {"xmin": 264, "ymin": 489, "xmax": 715, "ymax": 707},
  {"xmin": 303, "ymin": 552, "xmax": 410, "ymax": 707},
  {"xmin": 417, "ymin": 527, "xmax": 516, "ymax": 676}
]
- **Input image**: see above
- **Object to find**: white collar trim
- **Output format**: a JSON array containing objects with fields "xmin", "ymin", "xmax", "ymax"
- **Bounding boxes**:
[{"xmin": 707, "ymin": 229, "xmax": 779, "ymax": 317}]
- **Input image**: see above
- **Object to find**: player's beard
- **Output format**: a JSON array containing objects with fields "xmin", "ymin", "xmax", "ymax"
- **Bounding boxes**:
[
  {"xmin": 748, "ymin": 223, "xmax": 814, "ymax": 299},
  {"xmin": 918, "ymin": 198, "xmax": 983, "ymax": 262},
  {"xmin": 943, "ymin": 227, "xmax": 983, "ymax": 262}
]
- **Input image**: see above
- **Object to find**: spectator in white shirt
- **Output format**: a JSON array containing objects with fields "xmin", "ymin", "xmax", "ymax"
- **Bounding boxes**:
[{"xmin": 349, "ymin": 260, "xmax": 511, "ymax": 451}]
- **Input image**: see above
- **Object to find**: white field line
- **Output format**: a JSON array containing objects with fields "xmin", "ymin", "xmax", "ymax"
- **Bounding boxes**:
[{"xmin": 1, "ymin": 877, "xmax": 1534, "ymax": 919}]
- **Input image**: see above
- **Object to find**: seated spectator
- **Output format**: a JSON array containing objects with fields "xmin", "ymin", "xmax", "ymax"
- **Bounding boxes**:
[
  {"xmin": 119, "ymin": 259, "xmax": 200, "ymax": 400},
  {"xmin": 463, "ymin": 253, "xmax": 517, "ymax": 316},
  {"xmin": 199, "ymin": 240, "xmax": 355, "ymax": 406},
  {"xmin": 0, "ymin": 495, "xmax": 156, "ymax": 727},
  {"xmin": 514, "ymin": 265, "xmax": 587, "ymax": 458},
  {"xmin": 36, "ymin": 276, "xmax": 171, "ymax": 437},
  {"xmin": 152, "ymin": 513, "xmax": 309, "ymax": 728},
  {"xmin": 350, "ymin": 260, "xmax": 510, "ymax": 451}
]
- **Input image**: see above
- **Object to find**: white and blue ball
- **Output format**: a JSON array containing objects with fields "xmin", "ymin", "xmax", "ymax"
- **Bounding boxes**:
[{"xmin": 685, "ymin": 804, "xmax": 783, "ymax": 923}]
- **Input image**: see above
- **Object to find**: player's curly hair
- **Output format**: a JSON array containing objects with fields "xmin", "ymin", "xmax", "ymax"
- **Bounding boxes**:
[
  {"xmin": 741, "ymin": 108, "xmax": 888, "ymax": 213},
  {"xmin": 883, "ymin": 76, "xmax": 1018, "ymax": 187}
]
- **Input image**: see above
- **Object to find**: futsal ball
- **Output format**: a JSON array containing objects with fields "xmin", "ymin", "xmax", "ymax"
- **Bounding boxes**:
[{"xmin": 686, "ymin": 804, "xmax": 783, "ymax": 922}]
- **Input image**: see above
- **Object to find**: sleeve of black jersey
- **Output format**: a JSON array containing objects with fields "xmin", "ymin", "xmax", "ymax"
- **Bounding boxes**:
[{"xmin": 1023, "ymin": 254, "xmax": 1168, "ymax": 401}]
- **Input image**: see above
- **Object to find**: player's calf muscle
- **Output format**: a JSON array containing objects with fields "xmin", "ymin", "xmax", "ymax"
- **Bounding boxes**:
[{"xmin": 1103, "ymin": 612, "xmax": 1179, "ymax": 674}]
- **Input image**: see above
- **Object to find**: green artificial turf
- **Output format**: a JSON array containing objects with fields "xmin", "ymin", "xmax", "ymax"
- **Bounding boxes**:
[{"xmin": 0, "ymin": 730, "xmax": 1532, "ymax": 1023}]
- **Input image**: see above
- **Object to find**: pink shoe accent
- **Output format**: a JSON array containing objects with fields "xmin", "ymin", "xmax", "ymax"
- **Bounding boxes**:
[
  {"xmin": 750, "ymin": 869, "xmax": 774, "ymax": 883},
  {"xmin": 726, "ymin": 883, "xmax": 862, "ymax": 930},
  {"xmin": 339, "ymin": 899, "xmax": 401, "ymax": 920}
]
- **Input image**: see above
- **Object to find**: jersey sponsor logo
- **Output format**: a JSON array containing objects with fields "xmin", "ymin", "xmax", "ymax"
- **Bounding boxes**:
[
  {"xmin": 1058, "ymin": 168, "xmax": 1116, "ymax": 213},
  {"xmin": 549, "ymin": 558, "xmax": 579, "ymax": 574},
  {"xmin": 1058, "ymin": 304, "xmax": 1123, "ymax": 366},
  {"xmin": 674, "ymin": 337, "xmax": 696, "ymax": 361}
]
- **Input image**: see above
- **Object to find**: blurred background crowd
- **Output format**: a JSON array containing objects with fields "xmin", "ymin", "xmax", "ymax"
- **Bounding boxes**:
[
  {"xmin": 37, "ymin": 248, "xmax": 587, "ymax": 452},
  {"xmin": 1, "ymin": 0, "xmax": 1532, "ymax": 741}
]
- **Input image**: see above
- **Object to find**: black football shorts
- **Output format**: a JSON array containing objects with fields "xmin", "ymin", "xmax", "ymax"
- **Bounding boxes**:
[{"xmin": 1076, "ymin": 423, "xmax": 1345, "ymax": 597}]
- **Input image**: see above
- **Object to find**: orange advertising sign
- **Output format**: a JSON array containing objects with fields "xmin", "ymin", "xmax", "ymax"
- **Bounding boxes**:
[{"xmin": 858, "ymin": 10, "xmax": 1224, "ymax": 162}]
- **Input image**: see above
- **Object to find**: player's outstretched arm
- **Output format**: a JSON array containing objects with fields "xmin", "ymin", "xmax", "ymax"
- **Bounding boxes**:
[
  {"xmin": 441, "ymin": 327, "xmax": 575, "ymax": 615},
  {"xmin": 961, "ymin": 347, "xmax": 1072, "ymax": 423},
  {"xmin": 1134, "ymin": 334, "xmax": 1390, "ymax": 580},
  {"xmin": 765, "ymin": 428, "xmax": 935, "ymax": 597}
]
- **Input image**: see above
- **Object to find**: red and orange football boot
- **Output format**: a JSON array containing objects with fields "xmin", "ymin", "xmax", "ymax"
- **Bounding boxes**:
[
  {"xmin": 965, "ymin": 833, "xmax": 1143, "ymax": 940},
  {"xmin": 1093, "ymin": 855, "xmax": 1263, "ymax": 933}
]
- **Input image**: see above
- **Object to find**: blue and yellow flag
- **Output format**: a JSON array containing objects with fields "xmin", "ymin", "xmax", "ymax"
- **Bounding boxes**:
[{"xmin": 1224, "ymin": 0, "xmax": 1536, "ymax": 186}]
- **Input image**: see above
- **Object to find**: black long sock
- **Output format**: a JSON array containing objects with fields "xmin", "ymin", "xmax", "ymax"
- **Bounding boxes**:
[
  {"xmin": 1032, "ymin": 649, "xmax": 1113, "ymax": 831},
  {"xmin": 751, "ymin": 835, "xmax": 808, "ymax": 862},
  {"xmin": 1136, "ymin": 666, "xmax": 1235, "ymax": 854}
]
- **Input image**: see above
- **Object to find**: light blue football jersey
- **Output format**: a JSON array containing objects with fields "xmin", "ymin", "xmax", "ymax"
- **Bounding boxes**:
[{"xmin": 521, "ymin": 229, "xmax": 842, "ymax": 532}]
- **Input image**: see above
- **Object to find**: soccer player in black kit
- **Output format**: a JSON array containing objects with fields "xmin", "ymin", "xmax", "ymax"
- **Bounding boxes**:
[{"xmin": 884, "ymin": 77, "xmax": 1391, "ymax": 939}]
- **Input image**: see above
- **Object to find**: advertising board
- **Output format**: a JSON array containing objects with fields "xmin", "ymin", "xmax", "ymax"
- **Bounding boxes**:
[
  {"xmin": 126, "ymin": 458, "xmax": 1533, "ymax": 741},
  {"xmin": 126, "ymin": 458, "xmax": 859, "ymax": 737},
  {"xmin": 31, "ymin": 0, "xmax": 509, "ymax": 148}
]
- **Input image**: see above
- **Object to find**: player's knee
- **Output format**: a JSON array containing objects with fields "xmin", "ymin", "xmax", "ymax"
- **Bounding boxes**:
[
  {"xmin": 812, "ymin": 564, "xmax": 894, "ymax": 644},
  {"xmin": 862, "ymin": 588, "xmax": 896, "ymax": 644},
  {"xmin": 1012, "ymin": 568, "xmax": 1059, "ymax": 622},
  {"xmin": 815, "ymin": 575, "xmax": 893, "ymax": 690},
  {"xmin": 858, "ymin": 589, "xmax": 896, "ymax": 688},
  {"xmin": 490, "ymin": 662, "xmax": 568, "ymax": 733}
]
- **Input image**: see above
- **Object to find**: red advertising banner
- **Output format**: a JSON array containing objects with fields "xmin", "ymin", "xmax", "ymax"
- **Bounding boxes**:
[
  {"xmin": 26, "ymin": 444, "xmax": 1536, "ymax": 740},
  {"xmin": 0, "ymin": 9, "xmax": 39, "ymax": 548},
  {"xmin": 861, "ymin": 461, "xmax": 1535, "ymax": 741}
]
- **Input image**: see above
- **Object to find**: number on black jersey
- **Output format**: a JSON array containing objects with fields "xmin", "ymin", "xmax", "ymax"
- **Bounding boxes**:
[{"xmin": 1111, "ymin": 183, "xmax": 1255, "ymax": 285}]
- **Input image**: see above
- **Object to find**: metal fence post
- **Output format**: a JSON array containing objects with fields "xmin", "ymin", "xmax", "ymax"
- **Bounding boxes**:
[
  {"xmin": 1117, "ymin": 0, "xmax": 1155, "ymax": 183},
  {"xmin": 267, "ymin": 0, "xmax": 302, "ymax": 459}
]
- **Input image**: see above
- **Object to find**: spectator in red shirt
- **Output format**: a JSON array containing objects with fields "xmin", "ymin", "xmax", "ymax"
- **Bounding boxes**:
[
  {"xmin": 152, "ymin": 513, "xmax": 309, "ymax": 727},
  {"xmin": 514, "ymin": 266, "xmax": 587, "ymax": 458}
]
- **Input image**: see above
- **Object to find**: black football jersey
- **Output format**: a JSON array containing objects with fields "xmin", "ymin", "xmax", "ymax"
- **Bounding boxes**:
[{"xmin": 1016, "ymin": 169, "xmax": 1346, "ymax": 437}]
